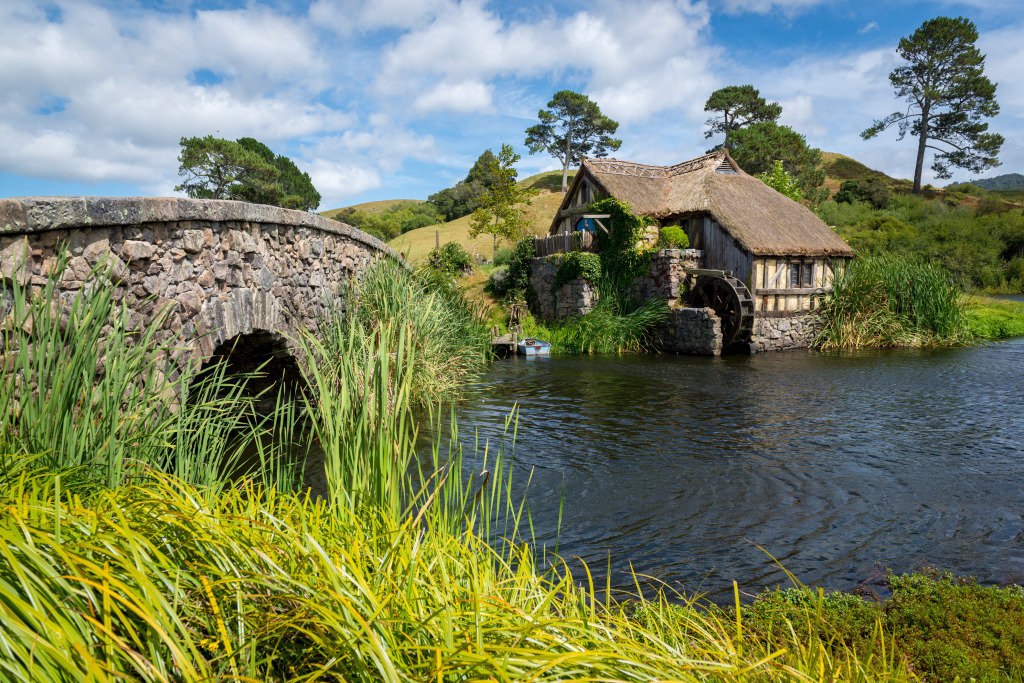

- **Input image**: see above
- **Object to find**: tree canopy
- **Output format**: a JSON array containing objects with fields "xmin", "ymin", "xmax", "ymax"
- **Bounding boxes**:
[
  {"xmin": 861, "ymin": 16, "xmax": 1003, "ymax": 194},
  {"xmin": 468, "ymin": 144, "xmax": 537, "ymax": 250},
  {"xmin": 729, "ymin": 122, "xmax": 829, "ymax": 205},
  {"xmin": 175, "ymin": 136, "xmax": 321, "ymax": 210},
  {"xmin": 525, "ymin": 90, "xmax": 621, "ymax": 192},
  {"xmin": 703, "ymin": 85, "xmax": 782, "ymax": 151},
  {"xmin": 427, "ymin": 149, "xmax": 498, "ymax": 222}
]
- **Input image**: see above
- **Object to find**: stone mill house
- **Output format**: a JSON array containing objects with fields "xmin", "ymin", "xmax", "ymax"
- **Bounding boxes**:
[{"xmin": 532, "ymin": 150, "xmax": 856, "ymax": 354}]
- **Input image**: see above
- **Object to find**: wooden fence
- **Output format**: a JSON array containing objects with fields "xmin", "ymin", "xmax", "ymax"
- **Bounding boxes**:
[{"xmin": 533, "ymin": 231, "xmax": 598, "ymax": 257}]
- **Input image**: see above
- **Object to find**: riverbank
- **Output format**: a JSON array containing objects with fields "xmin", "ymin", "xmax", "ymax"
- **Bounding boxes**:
[{"xmin": 964, "ymin": 294, "xmax": 1024, "ymax": 339}]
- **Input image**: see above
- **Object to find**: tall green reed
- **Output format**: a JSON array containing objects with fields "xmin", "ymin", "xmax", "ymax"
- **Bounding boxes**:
[
  {"xmin": 527, "ymin": 277, "xmax": 669, "ymax": 355},
  {"xmin": 815, "ymin": 254, "xmax": 967, "ymax": 349},
  {"xmin": 0, "ymin": 251, "xmax": 300, "ymax": 491}
]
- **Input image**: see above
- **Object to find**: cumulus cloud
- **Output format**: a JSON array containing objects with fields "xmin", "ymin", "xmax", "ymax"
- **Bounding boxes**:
[
  {"xmin": 414, "ymin": 79, "xmax": 494, "ymax": 113},
  {"xmin": 373, "ymin": 0, "xmax": 716, "ymax": 124},
  {"xmin": 0, "ymin": 1, "xmax": 345, "ymax": 188},
  {"xmin": 304, "ymin": 159, "xmax": 383, "ymax": 207},
  {"xmin": 716, "ymin": 0, "xmax": 827, "ymax": 15}
]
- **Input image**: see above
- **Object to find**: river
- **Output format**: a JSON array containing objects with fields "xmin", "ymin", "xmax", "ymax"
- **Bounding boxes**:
[{"xmin": 431, "ymin": 338, "xmax": 1024, "ymax": 600}]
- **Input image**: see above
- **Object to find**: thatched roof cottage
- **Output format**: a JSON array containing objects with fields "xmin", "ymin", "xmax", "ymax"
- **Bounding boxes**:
[{"xmin": 549, "ymin": 150, "xmax": 855, "ymax": 313}]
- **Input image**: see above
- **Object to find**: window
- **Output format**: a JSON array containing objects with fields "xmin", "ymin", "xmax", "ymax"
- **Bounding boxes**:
[{"xmin": 790, "ymin": 260, "xmax": 814, "ymax": 288}]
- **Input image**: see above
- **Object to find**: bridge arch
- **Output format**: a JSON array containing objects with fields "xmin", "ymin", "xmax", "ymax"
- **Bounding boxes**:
[{"xmin": 0, "ymin": 196, "xmax": 403, "ymax": 380}]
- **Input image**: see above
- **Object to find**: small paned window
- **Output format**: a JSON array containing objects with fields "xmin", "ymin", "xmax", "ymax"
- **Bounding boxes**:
[{"xmin": 790, "ymin": 260, "xmax": 814, "ymax": 288}]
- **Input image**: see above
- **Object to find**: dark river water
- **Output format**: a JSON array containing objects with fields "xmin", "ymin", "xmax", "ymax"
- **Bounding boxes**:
[{"xmin": 431, "ymin": 338, "xmax": 1024, "ymax": 600}]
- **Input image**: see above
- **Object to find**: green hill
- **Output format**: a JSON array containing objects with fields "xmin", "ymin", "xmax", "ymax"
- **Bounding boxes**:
[
  {"xmin": 951, "ymin": 173, "xmax": 1024, "ymax": 192},
  {"xmin": 320, "ymin": 199, "xmax": 423, "ymax": 221},
  {"xmin": 389, "ymin": 170, "xmax": 571, "ymax": 264}
]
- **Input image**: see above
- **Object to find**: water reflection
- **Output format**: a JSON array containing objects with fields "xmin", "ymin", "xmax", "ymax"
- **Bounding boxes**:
[{"xmin": 426, "ymin": 339, "xmax": 1024, "ymax": 599}]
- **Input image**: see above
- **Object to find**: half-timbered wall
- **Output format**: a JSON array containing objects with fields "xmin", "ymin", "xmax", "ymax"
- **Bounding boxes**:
[
  {"xmin": 750, "ymin": 256, "xmax": 849, "ymax": 312},
  {"xmin": 554, "ymin": 176, "xmax": 601, "ymax": 234}
]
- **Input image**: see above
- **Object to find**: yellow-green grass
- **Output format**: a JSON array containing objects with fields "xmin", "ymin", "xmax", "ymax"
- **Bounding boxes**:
[
  {"xmin": 319, "ymin": 198, "xmax": 425, "ymax": 221},
  {"xmin": 389, "ymin": 171, "xmax": 572, "ymax": 264},
  {"xmin": 964, "ymin": 294, "xmax": 1024, "ymax": 339}
]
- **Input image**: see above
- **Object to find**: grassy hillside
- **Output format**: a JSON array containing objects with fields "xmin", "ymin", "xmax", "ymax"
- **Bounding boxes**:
[
  {"xmin": 389, "ymin": 170, "xmax": 572, "ymax": 263},
  {"xmin": 320, "ymin": 199, "xmax": 424, "ymax": 221}
]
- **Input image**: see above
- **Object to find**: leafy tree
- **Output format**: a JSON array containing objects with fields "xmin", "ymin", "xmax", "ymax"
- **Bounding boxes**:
[
  {"xmin": 704, "ymin": 85, "xmax": 782, "ymax": 151},
  {"xmin": 426, "ymin": 149, "xmax": 497, "ymax": 222},
  {"xmin": 729, "ymin": 122, "xmax": 830, "ymax": 205},
  {"xmin": 236, "ymin": 137, "xmax": 321, "ymax": 211},
  {"xmin": 758, "ymin": 161, "xmax": 802, "ymax": 201},
  {"xmin": 861, "ymin": 16, "xmax": 1003, "ymax": 194},
  {"xmin": 175, "ymin": 135, "xmax": 321, "ymax": 210},
  {"xmin": 468, "ymin": 144, "xmax": 538, "ymax": 252},
  {"xmin": 525, "ymin": 90, "xmax": 621, "ymax": 192},
  {"xmin": 175, "ymin": 135, "xmax": 280, "ymax": 202}
]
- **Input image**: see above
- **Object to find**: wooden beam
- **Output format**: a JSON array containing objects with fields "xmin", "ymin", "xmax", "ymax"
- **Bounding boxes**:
[
  {"xmin": 754, "ymin": 287, "xmax": 828, "ymax": 296},
  {"xmin": 683, "ymin": 268, "xmax": 733, "ymax": 278},
  {"xmin": 766, "ymin": 262, "xmax": 786, "ymax": 288},
  {"xmin": 559, "ymin": 206, "xmax": 591, "ymax": 218}
]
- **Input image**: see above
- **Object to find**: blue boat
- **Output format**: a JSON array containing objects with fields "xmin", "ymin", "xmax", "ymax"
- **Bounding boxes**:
[{"xmin": 517, "ymin": 338, "xmax": 551, "ymax": 356}]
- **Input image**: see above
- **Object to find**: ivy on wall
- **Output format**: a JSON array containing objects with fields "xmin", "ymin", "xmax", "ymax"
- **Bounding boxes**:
[
  {"xmin": 589, "ymin": 197, "xmax": 654, "ymax": 283},
  {"xmin": 553, "ymin": 251, "xmax": 601, "ymax": 292}
]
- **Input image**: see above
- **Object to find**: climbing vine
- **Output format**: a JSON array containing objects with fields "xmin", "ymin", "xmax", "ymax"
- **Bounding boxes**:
[
  {"xmin": 553, "ymin": 251, "xmax": 601, "ymax": 292},
  {"xmin": 588, "ymin": 197, "xmax": 654, "ymax": 284}
]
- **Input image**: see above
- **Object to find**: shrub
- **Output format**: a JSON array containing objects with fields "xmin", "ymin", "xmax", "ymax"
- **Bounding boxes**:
[
  {"xmin": 493, "ymin": 245, "xmax": 513, "ymax": 266},
  {"xmin": 487, "ymin": 265, "xmax": 510, "ymax": 296},
  {"xmin": 428, "ymin": 240, "xmax": 473, "ymax": 275},
  {"xmin": 504, "ymin": 236, "xmax": 537, "ymax": 303},
  {"xmin": 976, "ymin": 197, "xmax": 1004, "ymax": 217},
  {"xmin": 885, "ymin": 569, "xmax": 1024, "ymax": 682},
  {"xmin": 944, "ymin": 191, "xmax": 967, "ymax": 206},
  {"xmin": 657, "ymin": 226, "xmax": 689, "ymax": 249},
  {"xmin": 553, "ymin": 251, "xmax": 601, "ymax": 291}
]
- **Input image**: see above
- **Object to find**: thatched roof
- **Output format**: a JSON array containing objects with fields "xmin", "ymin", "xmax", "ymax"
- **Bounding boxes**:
[{"xmin": 552, "ymin": 150, "xmax": 854, "ymax": 258}]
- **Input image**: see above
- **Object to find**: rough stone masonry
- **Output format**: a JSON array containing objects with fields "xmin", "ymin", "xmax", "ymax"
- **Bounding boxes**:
[{"xmin": 0, "ymin": 196, "xmax": 402, "ymax": 376}]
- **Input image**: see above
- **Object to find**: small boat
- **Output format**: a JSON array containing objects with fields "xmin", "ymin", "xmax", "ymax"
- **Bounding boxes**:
[{"xmin": 517, "ymin": 338, "xmax": 551, "ymax": 356}]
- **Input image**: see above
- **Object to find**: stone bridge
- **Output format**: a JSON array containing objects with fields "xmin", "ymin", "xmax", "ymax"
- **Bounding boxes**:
[{"xmin": 0, "ymin": 196, "xmax": 402, "ymax": 387}]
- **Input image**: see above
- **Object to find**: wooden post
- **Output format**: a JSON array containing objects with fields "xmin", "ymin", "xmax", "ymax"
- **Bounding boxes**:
[{"xmin": 435, "ymin": 229, "xmax": 440, "ymax": 250}]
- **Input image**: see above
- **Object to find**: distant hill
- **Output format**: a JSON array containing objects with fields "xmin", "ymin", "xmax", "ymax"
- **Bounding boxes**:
[
  {"xmin": 949, "ymin": 173, "xmax": 1024, "ymax": 191},
  {"xmin": 319, "ymin": 199, "xmax": 423, "ymax": 221},
  {"xmin": 388, "ymin": 170, "xmax": 572, "ymax": 264}
]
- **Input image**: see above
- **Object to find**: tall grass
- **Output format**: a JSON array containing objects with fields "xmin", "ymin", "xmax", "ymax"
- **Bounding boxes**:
[
  {"xmin": 338, "ymin": 258, "xmax": 491, "ymax": 404},
  {"xmin": 815, "ymin": 254, "xmax": 967, "ymax": 349},
  {"xmin": 0, "ymin": 459, "xmax": 917, "ymax": 682},
  {"xmin": 0, "ymin": 249, "xmax": 922, "ymax": 681},
  {"xmin": 0, "ymin": 253, "xmax": 300, "ymax": 492},
  {"xmin": 525, "ymin": 279, "xmax": 669, "ymax": 354}
]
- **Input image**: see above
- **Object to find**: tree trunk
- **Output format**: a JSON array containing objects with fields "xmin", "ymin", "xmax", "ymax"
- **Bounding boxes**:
[
  {"xmin": 913, "ymin": 110, "xmax": 930, "ymax": 194},
  {"xmin": 562, "ymin": 135, "xmax": 572, "ymax": 193}
]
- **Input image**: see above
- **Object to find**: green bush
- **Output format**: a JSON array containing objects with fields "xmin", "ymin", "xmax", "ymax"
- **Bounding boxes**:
[
  {"xmin": 885, "ymin": 569, "xmax": 1024, "ymax": 682},
  {"xmin": 504, "ymin": 236, "xmax": 536, "ymax": 303},
  {"xmin": 428, "ymin": 240, "xmax": 473, "ymax": 275},
  {"xmin": 493, "ymin": 245, "xmax": 513, "ymax": 266},
  {"xmin": 553, "ymin": 251, "xmax": 601, "ymax": 291},
  {"xmin": 486, "ymin": 265, "xmax": 510, "ymax": 297},
  {"xmin": 657, "ymin": 226, "xmax": 689, "ymax": 249},
  {"xmin": 815, "ymin": 253, "xmax": 966, "ymax": 348}
]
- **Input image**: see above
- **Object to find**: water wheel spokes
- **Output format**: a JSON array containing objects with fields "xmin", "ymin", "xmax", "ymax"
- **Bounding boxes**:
[{"xmin": 687, "ymin": 275, "xmax": 755, "ymax": 346}]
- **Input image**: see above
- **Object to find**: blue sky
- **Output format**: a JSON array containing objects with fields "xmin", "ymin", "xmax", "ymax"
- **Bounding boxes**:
[{"xmin": 1, "ymin": 0, "xmax": 1021, "ymax": 210}]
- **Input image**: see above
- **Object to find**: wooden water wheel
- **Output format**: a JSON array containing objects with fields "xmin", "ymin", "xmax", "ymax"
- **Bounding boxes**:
[{"xmin": 687, "ymin": 274, "xmax": 755, "ymax": 346}]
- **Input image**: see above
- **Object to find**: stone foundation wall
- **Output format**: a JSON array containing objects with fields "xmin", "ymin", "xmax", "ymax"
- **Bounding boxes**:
[
  {"xmin": 650, "ymin": 307, "xmax": 723, "ymax": 356},
  {"xmin": 0, "ymin": 196, "xmax": 399, "ymax": 376},
  {"xmin": 528, "ymin": 256, "xmax": 596, "ymax": 320},
  {"xmin": 747, "ymin": 312, "xmax": 821, "ymax": 353},
  {"xmin": 528, "ymin": 248, "xmax": 703, "ymax": 322},
  {"xmin": 631, "ymin": 248, "xmax": 703, "ymax": 302}
]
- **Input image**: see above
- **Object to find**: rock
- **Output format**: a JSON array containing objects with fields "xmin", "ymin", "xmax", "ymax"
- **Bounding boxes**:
[{"xmin": 122, "ymin": 240, "xmax": 154, "ymax": 261}]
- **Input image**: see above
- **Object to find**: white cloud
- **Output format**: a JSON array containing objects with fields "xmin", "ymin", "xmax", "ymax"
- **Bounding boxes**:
[
  {"xmin": 0, "ymin": 1, "xmax": 345, "ymax": 187},
  {"xmin": 309, "ymin": 0, "xmax": 450, "ymax": 34},
  {"xmin": 715, "ymin": 0, "xmax": 828, "ymax": 15},
  {"xmin": 414, "ymin": 79, "xmax": 494, "ymax": 113},
  {"xmin": 858, "ymin": 21, "xmax": 878, "ymax": 34},
  {"xmin": 304, "ymin": 159, "xmax": 382, "ymax": 208},
  {"xmin": 374, "ymin": 0, "xmax": 716, "ymax": 123}
]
